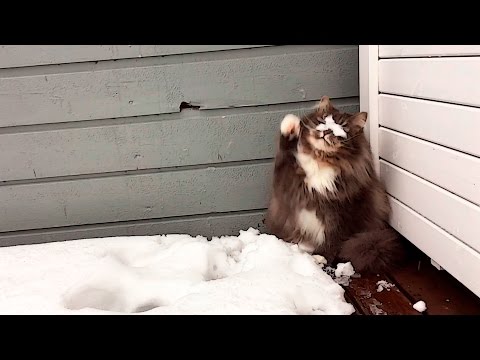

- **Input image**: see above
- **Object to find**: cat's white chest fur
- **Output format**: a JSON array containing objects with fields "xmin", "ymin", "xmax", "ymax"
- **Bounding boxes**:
[
  {"xmin": 295, "ymin": 152, "xmax": 337, "ymax": 195},
  {"xmin": 297, "ymin": 209, "xmax": 325, "ymax": 252}
]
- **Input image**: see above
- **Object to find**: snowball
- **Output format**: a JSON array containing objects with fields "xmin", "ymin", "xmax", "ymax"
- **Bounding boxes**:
[{"xmin": 413, "ymin": 300, "xmax": 427, "ymax": 313}]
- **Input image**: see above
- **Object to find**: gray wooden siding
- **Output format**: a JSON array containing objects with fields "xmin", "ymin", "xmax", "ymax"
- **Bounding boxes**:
[
  {"xmin": 0, "ymin": 45, "xmax": 272, "ymax": 68},
  {"xmin": 0, "ymin": 45, "xmax": 359, "ymax": 246}
]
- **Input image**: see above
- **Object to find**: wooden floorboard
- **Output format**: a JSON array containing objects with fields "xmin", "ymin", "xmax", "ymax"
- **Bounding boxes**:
[
  {"xmin": 387, "ymin": 252, "xmax": 480, "ymax": 315},
  {"xmin": 343, "ymin": 290, "xmax": 363, "ymax": 315},
  {"xmin": 344, "ymin": 240, "xmax": 480, "ymax": 315},
  {"xmin": 345, "ymin": 273, "xmax": 420, "ymax": 315}
]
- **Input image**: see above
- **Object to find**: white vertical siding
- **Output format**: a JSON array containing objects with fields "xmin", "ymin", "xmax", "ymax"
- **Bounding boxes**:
[{"xmin": 361, "ymin": 45, "xmax": 480, "ymax": 298}]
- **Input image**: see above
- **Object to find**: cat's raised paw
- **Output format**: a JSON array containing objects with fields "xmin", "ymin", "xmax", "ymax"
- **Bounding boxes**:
[{"xmin": 280, "ymin": 114, "xmax": 301, "ymax": 139}]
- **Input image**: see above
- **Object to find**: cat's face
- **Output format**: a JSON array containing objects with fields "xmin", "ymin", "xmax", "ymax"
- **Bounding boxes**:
[{"xmin": 300, "ymin": 96, "xmax": 367, "ymax": 154}]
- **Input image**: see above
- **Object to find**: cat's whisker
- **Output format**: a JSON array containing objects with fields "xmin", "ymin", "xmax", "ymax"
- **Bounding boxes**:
[
  {"xmin": 341, "ymin": 133, "xmax": 363, "ymax": 143},
  {"xmin": 300, "ymin": 119, "xmax": 317, "ymax": 132},
  {"xmin": 300, "ymin": 108, "xmax": 309, "ymax": 119}
]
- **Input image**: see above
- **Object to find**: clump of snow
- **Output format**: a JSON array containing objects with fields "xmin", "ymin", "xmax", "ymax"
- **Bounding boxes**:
[
  {"xmin": 323, "ymin": 262, "xmax": 356, "ymax": 287},
  {"xmin": 0, "ymin": 228, "xmax": 355, "ymax": 315},
  {"xmin": 413, "ymin": 300, "xmax": 427, "ymax": 313},
  {"xmin": 369, "ymin": 299, "xmax": 386, "ymax": 315},
  {"xmin": 312, "ymin": 255, "xmax": 327, "ymax": 268},
  {"xmin": 316, "ymin": 115, "xmax": 347, "ymax": 138},
  {"xmin": 376, "ymin": 280, "xmax": 395, "ymax": 292},
  {"xmin": 335, "ymin": 262, "xmax": 355, "ymax": 278},
  {"xmin": 358, "ymin": 289, "xmax": 372, "ymax": 299}
]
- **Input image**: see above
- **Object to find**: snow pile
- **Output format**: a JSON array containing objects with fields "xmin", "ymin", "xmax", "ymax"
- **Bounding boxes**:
[
  {"xmin": 413, "ymin": 300, "xmax": 427, "ymax": 313},
  {"xmin": 376, "ymin": 280, "xmax": 395, "ymax": 292},
  {"xmin": 0, "ymin": 228, "xmax": 355, "ymax": 315}
]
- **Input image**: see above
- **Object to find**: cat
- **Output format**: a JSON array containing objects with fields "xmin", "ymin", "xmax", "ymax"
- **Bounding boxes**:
[{"xmin": 265, "ymin": 96, "xmax": 404, "ymax": 273}]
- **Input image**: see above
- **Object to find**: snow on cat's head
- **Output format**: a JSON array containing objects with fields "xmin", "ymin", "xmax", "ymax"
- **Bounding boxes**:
[{"xmin": 297, "ymin": 96, "xmax": 368, "ymax": 154}]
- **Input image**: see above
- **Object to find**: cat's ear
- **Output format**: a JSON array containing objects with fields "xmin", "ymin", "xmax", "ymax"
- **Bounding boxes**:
[
  {"xmin": 317, "ymin": 96, "xmax": 333, "ymax": 115},
  {"xmin": 350, "ymin": 112, "xmax": 368, "ymax": 129}
]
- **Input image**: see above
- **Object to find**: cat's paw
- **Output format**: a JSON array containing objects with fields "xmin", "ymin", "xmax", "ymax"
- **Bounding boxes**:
[{"xmin": 280, "ymin": 114, "xmax": 301, "ymax": 139}]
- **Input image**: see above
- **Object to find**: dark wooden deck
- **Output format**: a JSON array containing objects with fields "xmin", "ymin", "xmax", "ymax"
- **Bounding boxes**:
[{"xmin": 343, "ymin": 242, "xmax": 480, "ymax": 315}]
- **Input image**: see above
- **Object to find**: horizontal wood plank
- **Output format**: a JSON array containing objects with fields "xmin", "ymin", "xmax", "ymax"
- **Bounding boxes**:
[
  {"xmin": 380, "ymin": 161, "xmax": 480, "ymax": 252},
  {"xmin": 379, "ymin": 45, "xmax": 480, "ymax": 58},
  {"xmin": 0, "ymin": 210, "xmax": 266, "ymax": 247},
  {"xmin": 0, "ymin": 45, "xmax": 271, "ymax": 69},
  {"xmin": 0, "ymin": 45, "xmax": 359, "ymax": 127},
  {"xmin": 345, "ymin": 274, "xmax": 420, "ymax": 315},
  {"xmin": 379, "ymin": 58, "xmax": 480, "ymax": 107},
  {"xmin": 389, "ymin": 197, "xmax": 480, "ymax": 298},
  {"xmin": 379, "ymin": 95, "xmax": 480, "ymax": 157},
  {"xmin": 0, "ymin": 100, "xmax": 359, "ymax": 181},
  {"xmin": 0, "ymin": 162, "xmax": 272, "ymax": 233},
  {"xmin": 379, "ymin": 128, "xmax": 480, "ymax": 206}
]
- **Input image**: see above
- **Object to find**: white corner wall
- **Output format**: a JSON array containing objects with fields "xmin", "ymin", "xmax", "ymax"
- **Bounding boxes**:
[{"xmin": 360, "ymin": 45, "xmax": 480, "ymax": 298}]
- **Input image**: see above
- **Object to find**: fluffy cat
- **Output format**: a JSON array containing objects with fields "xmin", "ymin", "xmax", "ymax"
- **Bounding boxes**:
[{"xmin": 265, "ymin": 96, "xmax": 404, "ymax": 273}]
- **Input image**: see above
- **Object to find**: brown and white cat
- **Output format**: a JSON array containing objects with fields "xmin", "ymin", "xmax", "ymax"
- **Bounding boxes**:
[{"xmin": 265, "ymin": 96, "xmax": 404, "ymax": 273}]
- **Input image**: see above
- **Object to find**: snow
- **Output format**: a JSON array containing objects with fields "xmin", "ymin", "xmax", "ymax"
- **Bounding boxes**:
[
  {"xmin": 369, "ymin": 299, "xmax": 386, "ymax": 315},
  {"xmin": 312, "ymin": 255, "xmax": 327, "ymax": 267},
  {"xmin": 316, "ymin": 115, "xmax": 347, "ymax": 138},
  {"xmin": 0, "ymin": 228, "xmax": 355, "ymax": 315},
  {"xmin": 376, "ymin": 280, "xmax": 395, "ymax": 292},
  {"xmin": 323, "ymin": 262, "xmax": 356, "ymax": 287},
  {"xmin": 413, "ymin": 300, "xmax": 427, "ymax": 313},
  {"xmin": 335, "ymin": 262, "xmax": 355, "ymax": 278}
]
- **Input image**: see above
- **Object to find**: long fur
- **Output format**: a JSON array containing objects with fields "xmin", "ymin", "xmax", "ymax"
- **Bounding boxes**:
[
  {"xmin": 265, "ymin": 96, "xmax": 404, "ymax": 274},
  {"xmin": 338, "ymin": 228, "xmax": 405, "ymax": 273}
]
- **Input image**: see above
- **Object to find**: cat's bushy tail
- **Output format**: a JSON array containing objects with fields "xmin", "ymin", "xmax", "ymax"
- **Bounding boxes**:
[{"xmin": 338, "ymin": 227, "xmax": 405, "ymax": 273}]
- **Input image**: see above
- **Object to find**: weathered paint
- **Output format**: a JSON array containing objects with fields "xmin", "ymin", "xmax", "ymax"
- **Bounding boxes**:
[
  {"xmin": 0, "ymin": 45, "xmax": 272, "ymax": 68},
  {"xmin": 0, "ymin": 100, "xmax": 358, "ymax": 181},
  {"xmin": 0, "ymin": 45, "xmax": 359, "ymax": 127},
  {"xmin": 0, "ymin": 210, "xmax": 267, "ymax": 247},
  {"xmin": 0, "ymin": 162, "xmax": 273, "ymax": 232},
  {"xmin": 0, "ymin": 45, "xmax": 360, "ymax": 244}
]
